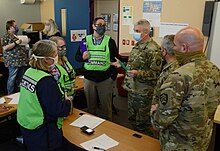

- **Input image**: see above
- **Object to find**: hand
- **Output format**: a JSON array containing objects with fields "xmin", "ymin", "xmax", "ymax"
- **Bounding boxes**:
[
  {"xmin": 127, "ymin": 70, "xmax": 138, "ymax": 78},
  {"xmin": 82, "ymin": 51, "xmax": 90, "ymax": 60},
  {"xmin": 110, "ymin": 57, "xmax": 121, "ymax": 68},
  {"xmin": 150, "ymin": 104, "xmax": 158, "ymax": 115},
  {"xmin": 16, "ymin": 39, "xmax": 22, "ymax": 45}
]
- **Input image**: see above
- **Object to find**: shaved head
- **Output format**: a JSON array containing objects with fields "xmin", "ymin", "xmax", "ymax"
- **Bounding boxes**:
[{"xmin": 174, "ymin": 26, "xmax": 204, "ymax": 52}]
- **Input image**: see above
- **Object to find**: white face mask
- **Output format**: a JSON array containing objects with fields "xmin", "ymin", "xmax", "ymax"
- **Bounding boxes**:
[
  {"xmin": 51, "ymin": 55, "xmax": 58, "ymax": 66},
  {"xmin": 44, "ymin": 25, "xmax": 50, "ymax": 32},
  {"xmin": 32, "ymin": 54, "xmax": 58, "ymax": 67}
]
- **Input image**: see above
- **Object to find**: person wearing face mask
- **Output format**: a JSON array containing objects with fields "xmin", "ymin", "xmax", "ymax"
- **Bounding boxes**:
[
  {"xmin": 151, "ymin": 26, "xmax": 220, "ymax": 150},
  {"xmin": 49, "ymin": 36, "xmax": 75, "ymax": 113},
  {"xmin": 150, "ymin": 35, "xmax": 179, "ymax": 138},
  {"xmin": 75, "ymin": 17, "xmax": 118, "ymax": 121},
  {"xmin": 42, "ymin": 19, "xmax": 61, "ymax": 39},
  {"xmin": 17, "ymin": 40, "xmax": 71, "ymax": 151},
  {"xmin": 121, "ymin": 19, "xmax": 162, "ymax": 136},
  {"xmin": 1, "ymin": 20, "xmax": 28, "ymax": 94}
]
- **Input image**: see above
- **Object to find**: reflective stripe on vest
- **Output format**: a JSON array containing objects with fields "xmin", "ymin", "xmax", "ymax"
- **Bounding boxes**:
[
  {"xmin": 84, "ymin": 35, "xmax": 111, "ymax": 71},
  {"xmin": 55, "ymin": 60, "xmax": 75, "ymax": 96}
]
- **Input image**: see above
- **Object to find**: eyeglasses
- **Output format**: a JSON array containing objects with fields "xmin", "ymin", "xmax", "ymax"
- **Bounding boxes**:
[
  {"xmin": 94, "ymin": 23, "xmax": 106, "ymax": 27},
  {"xmin": 57, "ymin": 45, "xmax": 66, "ymax": 51}
]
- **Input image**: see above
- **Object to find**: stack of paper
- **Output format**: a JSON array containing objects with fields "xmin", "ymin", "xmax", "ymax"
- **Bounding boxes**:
[
  {"xmin": 7, "ymin": 92, "xmax": 20, "ymax": 104},
  {"xmin": 80, "ymin": 134, "xmax": 119, "ymax": 151},
  {"xmin": 70, "ymin": 114, "xmax": 105, "ymax": 129}
]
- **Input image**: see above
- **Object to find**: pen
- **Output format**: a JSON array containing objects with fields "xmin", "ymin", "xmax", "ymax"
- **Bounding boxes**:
[{"xmin": 92, "ymin": 146, "xmax": 106, "ymax": 151}]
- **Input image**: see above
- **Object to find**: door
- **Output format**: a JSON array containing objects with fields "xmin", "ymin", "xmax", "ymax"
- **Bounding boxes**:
[{"xmin": 54, "ymin": 0, "xmax": 90, "ymax": 69}]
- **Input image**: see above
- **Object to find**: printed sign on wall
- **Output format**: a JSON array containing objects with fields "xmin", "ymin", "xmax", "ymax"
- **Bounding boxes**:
[{"xmin": 70, "ymin": 30, "xmax": 87, "ymax": 42}]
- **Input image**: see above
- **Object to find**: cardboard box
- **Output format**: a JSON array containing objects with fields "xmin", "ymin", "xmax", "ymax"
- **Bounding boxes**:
[{"xmin": 20, "ymin": 23, "xmax": 44, "ymax": 32}]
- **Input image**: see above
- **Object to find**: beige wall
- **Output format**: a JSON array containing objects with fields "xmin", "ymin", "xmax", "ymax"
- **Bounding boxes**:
[
  {"xmin": 94, "ymin": 0, "xmax": 119, "ymax": 44},
  {"xmin": 119, "ymin": 0, "xmax": 212, "ymax": 53},
  {"xmin": 40, "ymin": 0, "xmax": 54, "ymax": 22}
]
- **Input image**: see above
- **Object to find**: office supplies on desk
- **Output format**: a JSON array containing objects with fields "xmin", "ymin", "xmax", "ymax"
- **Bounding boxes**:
[
  {"xmin": 0, "ymin": 97, "xmax": 6, "ymax": 104},
  {"xmin": 92, "ymin": 146, "xmax": 105, "ymax": 151},
  {"xmin": 70, "ymin": 114, "xmax": 105, "ymax": 129},
  {"xmin": 0, "ymin": 105, "xmax": 14, "ymax": 113},
  {"xmin": 80, "ymin": 134, "xmax": 119, "ymax": 151}
]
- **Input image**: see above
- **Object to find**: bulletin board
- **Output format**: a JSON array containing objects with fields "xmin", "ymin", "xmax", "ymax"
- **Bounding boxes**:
[{"xmin": 119, "ymin": 0, "xmax": 210, "ymax": 53}]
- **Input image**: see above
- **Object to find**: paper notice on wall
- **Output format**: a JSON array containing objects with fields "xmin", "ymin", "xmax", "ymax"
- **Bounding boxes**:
[
  {"xmin": 143, "ymin": 0, "xmax": 162, "ymax": 27},
  {"xmin": 122, "ymin": 6, "xmax": 133, "ymax": 25},
  {"xmin": 129, "ymin": 24, "xmax": 134, "ymax": 35},
  {"xmin": 17, "ymin": 35, "xmax": 29, "ymax": 45},
  {"xmin": 70, "ymin": 30, "xmax": 87, "ymax": 42},
  {"xmin": 159, "ymin": 22, "xmax": 189, "ymax": 37}
]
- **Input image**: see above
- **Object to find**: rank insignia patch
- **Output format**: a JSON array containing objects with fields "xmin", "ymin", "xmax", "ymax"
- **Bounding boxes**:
[
  {"xmin": 156, "ymin": 59, "xmax": 161, "ymax": 66},
  {"xmin": 160, "ymin": 93, "xmax": 168, "ymax": 105}
]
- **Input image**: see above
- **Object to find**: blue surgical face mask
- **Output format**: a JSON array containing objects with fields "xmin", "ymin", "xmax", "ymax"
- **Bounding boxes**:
[
  {"xmin": 15, "ymin": 26, "xmax": 19, "ymax": 34},
  {"xmin": 133, "ymin": 32, "xmax": 142, "ymax": 41},
  {"xmin": 95, "ymin": 26, "xmax": 106, "ymax": 35}
]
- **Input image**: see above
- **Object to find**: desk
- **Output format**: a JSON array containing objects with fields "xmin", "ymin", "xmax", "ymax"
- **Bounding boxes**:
[
  {"xmin": 213, "ymin": 105, "xmax": 220, "ymax": 150},
  {"xmin": 214, "ymin": 105, "xmax": 220, "ymax": 124},
  {"xmin": 0, "ymin": 97, "xmax": 17, "ymax": 118},
  {"xmin": 0, "ymin": 57, "xmax": 3, "ymax": 63},
  {"xmin": 63, "ymin": 108, "xmax": 160, "ymax": 151},
  {"xmin": 0, "ymin": 75, "xmax": 86, "ymax": 117}
]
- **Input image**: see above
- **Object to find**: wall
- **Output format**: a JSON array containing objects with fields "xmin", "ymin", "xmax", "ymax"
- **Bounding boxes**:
[
  {"xmin": 208, "ymin": 2, "xmax": 220, "ymax": 68},
  {"xmin": 0, "ymin": 0, "xmax": 41, "ymax": 36},
  {"xmin": 94, "ymin": 0, "xmax": 119, "ymax": 44},
  {"xmin": 119, "ymin": 0, "xmax": 212, "ymax": 53},
  {"xmin": 40, "ymin": 0, "xmax": 54, "ymax": 22}
]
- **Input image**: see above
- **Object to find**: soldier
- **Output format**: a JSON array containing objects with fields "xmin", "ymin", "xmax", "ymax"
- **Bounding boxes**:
[
  {"xmin": 122, "ymin": 19, "xmax": 162, "ymax": 135},
  {"xmin": 151, "ymin": 26, "xmax": 220, "ymax": 150},
  {"xmin": 150, "ymin": 35, "xmax": 179, "ymax": 138}
]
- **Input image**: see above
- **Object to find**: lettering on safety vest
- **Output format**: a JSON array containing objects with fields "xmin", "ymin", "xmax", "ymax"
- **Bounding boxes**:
[
  {"xmin": 20, "ymin": 75, "xmax": 36, "ymax": 93},
  {"xmin": 87, "ymin": 60, "xmax": 106, "ymax": 66}
]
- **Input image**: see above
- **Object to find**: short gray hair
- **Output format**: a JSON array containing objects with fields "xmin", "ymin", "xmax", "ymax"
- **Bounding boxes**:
[
  {"xmin": 134, "ymin": 19, "xmax": 151, "ymax": 32},
  {"xmin": 161, "ymin": 35, "xmax": 175, "ymax": 55}
]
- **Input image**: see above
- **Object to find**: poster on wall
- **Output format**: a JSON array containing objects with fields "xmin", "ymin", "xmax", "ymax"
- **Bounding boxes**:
[
  {"xmin": 101, "ymin": 14, "xmax": 111, "ymax": 31},
  {"xmin": 70, "ymin": 30, "xmax": 87, "ymax": 42},
  {"xmin": 143, "ymin": 0, "xmax": 162, "ymax": 27},
  {"xmin": 122, "ymin": 6, "xmax": 133, "ymax": 25},
  {"xmin": 159, "ymin": 22, "xmax": 189, "ymax": 37},
  {"xmin": 112, "ymin": 13, "xmax": 118, "ymax": 32}
]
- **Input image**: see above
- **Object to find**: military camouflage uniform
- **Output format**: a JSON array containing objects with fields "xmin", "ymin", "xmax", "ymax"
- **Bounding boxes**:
[
  {"xmin": 152, "ymin": 53, "xmax": 220, "ymax": 150},
  {"xmin": 151, "ymin": 60, "xmax": 180, "ymax": 138},
  {"xmin": 123, "ymin": 38, "xmax": 162, "ymax": 135}
]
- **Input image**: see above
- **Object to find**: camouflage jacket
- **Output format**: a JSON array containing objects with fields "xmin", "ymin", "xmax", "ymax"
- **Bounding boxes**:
[
  {"xmin": 152, "ymin": 60, "xmax": 180, "ymax": 105},
  {"xmin": 122, "ymin": 38, "xmax": 162, "ymax": 94},
  {"xmin": 152, "ymin": 54, "xmax": 220, "ymax": 150}
]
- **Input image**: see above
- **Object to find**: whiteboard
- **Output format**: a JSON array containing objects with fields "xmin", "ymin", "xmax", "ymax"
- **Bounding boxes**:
[{"xmin": 208, "ymin": 2, "xmax": 220, "ymax": 68}]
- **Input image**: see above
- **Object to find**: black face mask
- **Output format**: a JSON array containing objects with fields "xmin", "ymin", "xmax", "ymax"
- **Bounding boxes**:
[{"xmin": 95, "ymin": 26, "xmax": 106, "ymax": 35}]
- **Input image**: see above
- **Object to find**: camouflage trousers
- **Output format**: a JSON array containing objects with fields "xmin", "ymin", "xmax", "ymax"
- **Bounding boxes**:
[{"xmin": 128, "ymin": 91, "xmax": 154, "ymax": 136}]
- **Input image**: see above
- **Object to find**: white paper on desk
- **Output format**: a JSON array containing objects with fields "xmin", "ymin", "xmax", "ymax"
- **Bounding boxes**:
[
  {"xmin": 7, "ymin": 92, "xmax": 20, "ymax": 104},
  {"xmin": 0, "ymin": 97, "xmax": 6, "ymax": 104},
  {"xmin": 80, "ymin": 134, "xmax": 119, "ymax": 151},
  {"xmin": 17, "ymin": 35, "xmax": 29, "ymax": 45},
  {"xmin": 70, "ymin": 114, "xmax": 105, "ymax": 129}
]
